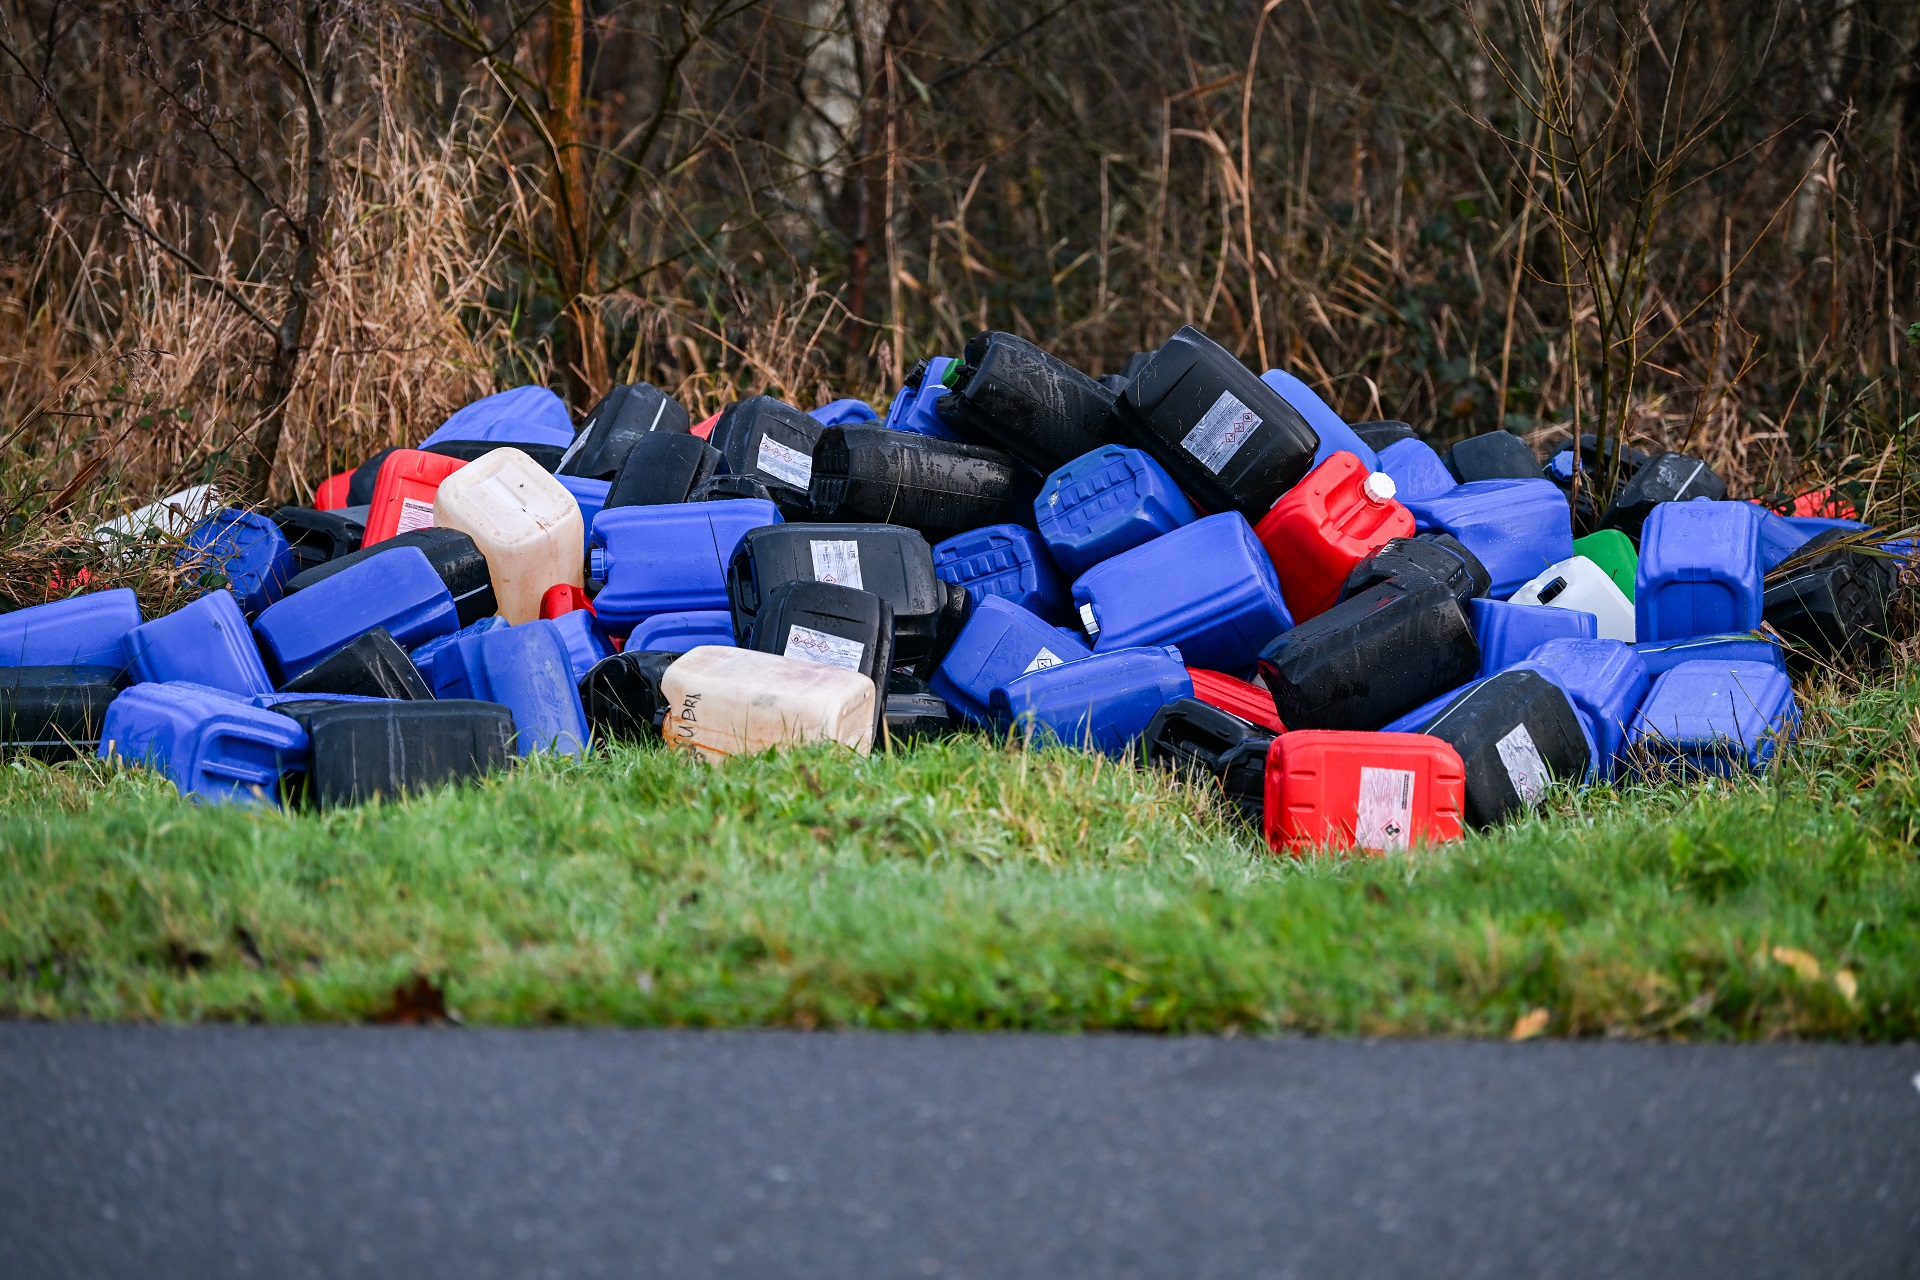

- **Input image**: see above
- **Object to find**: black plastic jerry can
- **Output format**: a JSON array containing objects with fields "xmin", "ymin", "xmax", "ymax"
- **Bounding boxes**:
[
  {"xmin": 1259, "ymin": 576, "xmax": 1480, "ymax": 732},
  {"xmin": 712, "ymin": 396, "xmax": 826, "ymax": 517},
  {"xmin": 747, "ymin": 580, "xmax": 895, "ymax": 741},
  {"xmin": 1351, "ymin": 421, "xmax": 1418, "ymax": 452},
  {"xmin": 1114, "ymin": 326, "xmax": 1320, "ymax": 519},
  {"xmin": 808, "ymin": 426, "xmax": 1022, "ymax": 538},
  {"xmin": 1340, "ymin": 533, "xmax": 1491, "ymax": 607},
  {"xmin": 273, "ymin": 699, "xmax": 516, "ymax": 809},
  {"xmin": 604, "ymin": 433, "xmax": 723, "ymax": 509},
  {"xmin": 883, "ymin": 672, "xmax": 957, "ymax": 745},
  {"xmin": 1442, "ymin": 430, "xmax": 1538, "ymax": 483},
  {"xmin": 1763, "ymin": 530, "xmax": 1897, "ymax": 669},
  {"xmin": 580, "ymin": 650, "xmax": 682, "ymax": 742},
  {"xmin": 423, "ymin": 439, "xmax": 567, "ymax": 471},
  {"xmin": 1599, "ymin": 452, "xmax": 1727, "ymax": 538},
  {"xmin": 288, "ymin": 526, "xmax": 497, "ymax": 628},
  {"xmin": 690, "ymin": 474, "xmax": 774, "ymax": 504},
  {"xmin": 932, "ymin": 331, "xmax": 1118, "ymax": 473},
  {"xmin": 561, "ymin": 382, "xmax": 691, "ymax": 480},
  {"xmin": 1414, "ymin": 668, "xmax": 1590, "ymax": 827},
  {"xmin": 0, "ymin": 665, "xmax": 122, "ymax": 760},
  {"xmin": 279, "ymin": 626, "xmax": 434, "ymax": 700},
  {"xmin": 273, "ymin": 506, "xmax": 367, "ymax": 577},
  {"xmin": 1139, "ymin": 696, "xmax": 1273, "ymax": 823},
  {"xmin": 726, "ymin": 524, "xmax": 970, "ymax": 675}
]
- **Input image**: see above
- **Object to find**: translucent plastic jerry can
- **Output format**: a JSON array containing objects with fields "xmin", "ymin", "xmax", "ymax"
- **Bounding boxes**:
[
  {"xmin": 1635, "ymin": 500, "xmax": 1763, "ymax": 642},
  {"xmin": 992, "ymin": 645, "xmax": 1191, "ymax": 758},
  {"xmin": 932, "ymin": 331, "xmax": 1117, "ymax": 473},
  {"xmin": 933, "ymin": 523, "xmax": 1069, "ymax": 621},
  {"xmin": 123, "ymin": 589, "xmax": 275, "ymax": 697},
  {"xmin": 93, "ymin": 484, "xmax": 220, "ymax": 550},
  {"xmin": 253, "ymin": 545, "xmax": 459, "ymax": 683},
  {"xmin": 178, "ymin": 509, "xmax": 297, "ymax": 618},
  {"xmin": 1510, "ymin": 638, "xmax": 1651, "ymax": 781},
  {"xmin": 1470, "ymin": 597, "xmax": 1597, "ymax": 677},
  {"xmin": 420, "ymin": 385, "xmax": 574, "ymax": 451},
  {"xmin": 1627, "ymin": 659, "xmax": 1796, "ymax": 776},
  {"xmin": 1264, "ymin": 730, "xmax": 1466, "ymax": 854},
  {"xmin": 1418, "ymin": 669, "xmax": 1593, "ymax": 826},
  {"xmin": 99, "ymin": 681, "xmax": 307, "ymax": 805},
  {"xmin": 883, "ymin": 356, "xmax": 968, "ymax": 440},
  {"xmin": 660, "ymin": 645, "xmax": 877, "ymax": 762},
  {"xmin": 1073, "ymin": 512, "xmax": 1292, "ymax": 672},
  {"xmin": 625, "ymin": 610, "xmax": 738, "ymax": 653},
  {"xmin": 0, "ymin": 588, "xmax": 143, "ymax": 670},
  {"xmin": 931, "ymin": 595, "xmax": 1091, "ymax": 725},
  {"xmin": 432, "ymin": 447, "xmax": 584, "ymax": 624},
  {"xmin": 1255, "ymin": 451, "xmax": 1413, "ymax": 622},
  {"xmin": 590, "ymin": 499, "xmax": 782, "ymax": 635},
  {"xmin": 808, "ymin": 426, "xmax": 1022, "ymax": 538},
  {"xmin": 559, "ymin": 382, "xmax": 690, "ymax": 480},
  {"xmin": 1508, "ymin": 555, "xmax": 1635, "ymax": 642},
  {"xmin": 1034, "ymin": 444, "xmax": 1197, "ymax": 577},
  {"xmin": 1375, "ymin": 438, "xmax": 1456, "ymax": 503},
  {"xmin": 1259, "ymin": 369, "xmax": 1379, "ymax": 471},
  {"xmin": 1402, "ymin": 479, "xmax": 1573, "ymax": 599},
  {"xmin": 364, "ymin": 449, "xmax": 467, "ymax": 545},
  {"xmin": 1113, "ymin": 326, "xmax": 1319, "ymax": 519}
]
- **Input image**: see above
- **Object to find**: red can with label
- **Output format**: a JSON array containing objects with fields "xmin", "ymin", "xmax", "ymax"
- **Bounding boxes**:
[
  {"xmin": 1254, "ymin": 450, "xmax": 1413, "ymax": 622},
  {"xmin": 1264, "ymin": 729, "xmax": 1465, "ymax": 855},
  {"xmin": 363, "ymin": 450, "xmax": 467, "ymax": 546},
  {"xmin": 1187, "ymin": 668, "xmax": 1285, "ymax": 733}
]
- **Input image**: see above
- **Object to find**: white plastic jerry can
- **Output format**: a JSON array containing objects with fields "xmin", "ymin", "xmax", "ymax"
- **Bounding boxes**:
[
  {"xmin": 1511, "ymin": 554, "xmax": 1636, "ymax": 642},
  {"xmin": 659, "ymin": 646, "xmax": 876, "ymax": 763},
  {"xmin": 432, "ymin": 447, "xmax": 584, "ymax": 623}
]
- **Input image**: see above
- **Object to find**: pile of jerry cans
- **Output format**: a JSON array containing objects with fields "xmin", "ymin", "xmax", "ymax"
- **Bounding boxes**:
[{"xmin": 3, "ymin": 324, "xmax": 1898, "ymax": 850}]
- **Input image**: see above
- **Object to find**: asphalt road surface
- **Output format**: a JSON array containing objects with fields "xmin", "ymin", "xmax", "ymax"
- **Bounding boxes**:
[{"xmin": 1, "ymin": 1025, "xmax": 1915, "ymax": 1278}]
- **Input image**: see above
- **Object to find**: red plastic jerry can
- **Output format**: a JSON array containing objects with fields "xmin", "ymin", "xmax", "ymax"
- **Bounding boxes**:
[
  {"xmin": 689, "ymin": 411, "xmax": 722, "ymax": 440},
  {"xmin": 314, "ymin": 470, "xmax": 354, "ymax": 511},
  {"xmin": 364, "ymin": 450, "xmax": 467, "ymax": 545},
  {"xmin": 540, "ymin": 583, "xmax": 595, "ymax": 619},
  {"xmin": 1254, "ymin": 450, "xmax": 1413, "ymax": 622},
  {"xmin": 1187, "ymin": 668, "xmax": 1285, "ymax": 734},
  {"xmin": 1264, "ymin": 730, "xmax": 1466, "ymax": 855}
]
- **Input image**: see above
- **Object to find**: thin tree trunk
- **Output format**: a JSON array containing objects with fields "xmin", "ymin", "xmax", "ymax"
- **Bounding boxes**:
[{"xmin": 549, "ymin": 0, "xmax": 604, "ymax": 409}]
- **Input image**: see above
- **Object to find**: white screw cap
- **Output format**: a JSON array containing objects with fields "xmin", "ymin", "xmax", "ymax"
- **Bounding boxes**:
[{"xmin": 1362, "ymin": 471, "xmax": 1398, "ymax": 503}]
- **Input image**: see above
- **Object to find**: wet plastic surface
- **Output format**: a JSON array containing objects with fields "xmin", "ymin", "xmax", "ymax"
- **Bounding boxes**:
[
  {"xmin": 289, "ymin": 527, "xmax": 497, "ymax": 628},
  {"xmin": 559, "ymin": 383, "xmax": 690, "ymax": 480},
  {"xmin": 1339, "ymin": 533, "xmax": 1490, "ymax": 607},
  {"xmin": 711, "ymin": 397, "xmax": 825, "ymax": 516},
  {"xmin": 808, "ymin": 426, "xmax": 1021, "ymax": 536},
  {"xmin": 591, "ymin": 500, "xmax": 782, "ymax": 635},
  {"xmin": 1034, "ymin": 444, "xmax": 1197, "ymax": 577},
  {"xmin": 604, "ymin": 433, "xmax": 723, "ymax": 509},
  {"xmin": 123, "ymin": 590, "xmax": 275, "ymax": 698},
  {"xmin": 1635, "ymin": 500, "xmax": 1763, "ymax": 641},
  {"xmin": 1628, "ymin": 659, "xmax": 1796, "ymax": 775},
  {"xmin": 1469, "ymin": 597, "xmax": 1598, "ymax": 677},
  {"xmin": 1260, "ymin": 577, "xmax": 1479, "ymax": 732},
  {"xmin": 882, "ymin": 357, "xmax": 968, "ymax": 441},
  {"xmin": 280, "ymin": 627, "xmax": 432, "ymax": 699},
  {"xmin": 254, "ymin": 546, "xmax": 459, "ymax": 683},
  {"xmin": 1114, "ymin": 326, "xmax": 1319, "ymax": 519},
  {"xmin": 930, "ymin": 596, "xmax": 1089, "ymax": 725},
  {"xmin": 746, "ymin": 581, "xmax": 894, "ymax": 742},
  {"xmin": 933, "ymin": 332, "xmax": 1117, "ymax": 473},
  {"xmin": 1265, "ymin": 730, "xmax": 1466, "ymax": 853},
  {"xmin": 1509, "ymin": 638, "xmax": 1651, "ymax": 780},
  {"xmin": 273, "ymin": 699, "xmax": 515, "ymax": 809},
  {"xmin": 99, "ymin": 681, "xmax": 306, "ymax": 805},
  {"xmin": 0, "ymin": 589, "xmax": 143, "ymax": 671},
  {"xmin": 933, "ymin": 523, "xmax": 1068, "ymax": 622},
  {"xmin": 1418, "ymin": 669, "xmax": 1592, "ymax": 826},
  {"xmin": 0, "ymin": 665, "xmax": 122, "ymax": 759},
  {"xmin": 1255, "ymin": 451, "xmax": 1412, "ymax": 621},
  {"xmin": 1403, "ymin": 479, "xmax": 1573, "ymax": 599},
  {"xmin": 1074, "ymin": 512, "xmax": 1292, "ymax": 672},
  {"xmin": 1140, "ymin": 696, "xmax": 1273, "ymax": 822},
  {"xmin": 993, "ymin": 644, "xmax": 1191, "ymax": 758}
]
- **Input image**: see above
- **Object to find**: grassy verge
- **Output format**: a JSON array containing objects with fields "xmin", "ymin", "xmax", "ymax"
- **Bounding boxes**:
[{"xmin": 2, "ymin": 671, "xmax": 1917, "ymax": 1038}]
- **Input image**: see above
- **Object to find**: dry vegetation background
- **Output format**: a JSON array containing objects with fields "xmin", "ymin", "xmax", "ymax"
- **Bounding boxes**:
[{"xmin": 0, "ymin": 0, "xmax": 1915, "ymax": 607}]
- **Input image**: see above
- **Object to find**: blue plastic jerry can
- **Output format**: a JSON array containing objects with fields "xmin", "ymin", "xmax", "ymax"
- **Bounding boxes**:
[
  {"xmin": 250, "ymin": 690, "xmax": 391, "ymax": 708},
  {"xmin": 1403, "ymin": 479, "xmax": 1573, "ymax": 598},
  {"xmin": 1035, "ymin": 444, "xmax": 1198, "ymax": 577},
  {"xmin": 1627, "ymin": 658, "xmax": 1796, "ymax": 775},
  {"xmin": 0, "ymin": 588, "xmax": 142, "ymax": 670},
  {"xmin": 882, "ymin": 357, "xmax": 967, "ymax": 440},
  {"xmin": 1375, "ymin": 438, "xmax": 1457, "ymax": 503},
  {"xmin": 1631, "ymin": 632, "xmax": 1784, "ymax": 677},
  {"xmin": 1470, "ymin": 597, "xmax": 1597, "ymax": 676},
  {"xmin": 1510, "ymin": 638, "xmax": 1651, "ymax": 780},
  {"xmin": 98, "ymin": 681, "xmax": 306, "ymax": 804},
  {"xmin": 1072, "ymin": 512, "xmax": 1291, "ymax": 672},
  {"xmin": 1756, "ymin": 507, "xmax": 1814, "ymax": 572},
  {"xmin": 1379, "ymin": 678, "xmax": 1484, "ymax": 734},
  {"xmin": 933, "ymin": 523, "xmax": 1069, "ymax": 621},
  {"xmin": 122, "ymin": 590, "xmax": 275, "ymax": 697},
  {"xmin": 589, "ymin": 499, "xmax": 782, "ymax": 636},
  {"xmin": 556, "ymin": 474, "xmax": 611, "ymax": 554},
  {"xmin": 930, "ymin": 595, "xmax": 1091, "ymax": 726},
  {"xmin": 252, "ymin": 545, "xmax": 459, "ymax": 684},
  {"xmin": 809, "ymin": 398, "xmax": 878, "ymax": 427},
  {"xmin": 409, "ymin": 616, "xmax": 507, "ymax": 696},
  {"xmin": 549, "ymin": 610, "xmax": 616, "ymax": 685},
  {"xmin": 177, "ymin": 509, "xmax": 297, "ymax": 617},
  {"xmin": 1635, "ymin": 500, "xmax": 1763, "ymax": 642},
  {"xmin": 625, "ymin": 610, "xmax": 738, "ymax": 653},
  {"xmin": 420, "ymin": 385, "xmax": 574, "ymax": 450},
  {"xmin": 1260, "ymin": 369, "xmax": 1379, "ymax": 472},
  {"xmin": 1783, "ymin": 515, "xmax": 1869, "ymax": 537},
  {"xmin": 992, "ymin": 645, "xmax": 1191, "ymax": 758},
  {"xmin": 443, "ymin": 620, "xmax": 587, "ymax": 757}
]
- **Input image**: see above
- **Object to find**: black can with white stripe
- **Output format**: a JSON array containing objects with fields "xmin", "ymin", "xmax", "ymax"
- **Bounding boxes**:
[
  {"xmin": 559, "ymin": 382, "xmax": 691, "ymax": 481},
  {"xmin": 1112, "ymin": 326, "xmax": 1320, "ymax": 519},
  {"xmin": 1598, "ymin": 452, "xmax": 1727, "ymax": 540}
]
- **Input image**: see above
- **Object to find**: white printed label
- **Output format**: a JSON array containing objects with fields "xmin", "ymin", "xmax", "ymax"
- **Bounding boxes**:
[
  {"xmin": 1022, "ymin": 646, "xmax": 1064, "ymax": 675},
  {"xmin": 784, "ymin": 624, "xmax": 865, "ymax": 672},
  {"xmin": 1078, "ymin": 602, "xmax": 1099, "ymax": 636},
  {"xmin": 757, "ymin": 435, "xmax": 813, "ymax": 489},
  {"xmin": 809, "ymin": 539, "xmax": 863, "ymax": 589},
  {"xmin": 395, "ymin": 497, "xmax": 436, "ymax": 534},
  {"xmin": 1180, "ymin": 389, "xmax": 1264, "ymax": 474},
  {"xmin": 1355, "ymin": 766, "xmax": 1416, "ymax": 852},
  {"xmin": 1495, "ymin": 723, "xmax": 1551, "ymax": 806}
]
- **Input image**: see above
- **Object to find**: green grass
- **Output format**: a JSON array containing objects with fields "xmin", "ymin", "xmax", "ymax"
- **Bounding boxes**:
[{"xmin": 3, "ymin": 672, "xmax": 1918, "ymax": 1039}]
